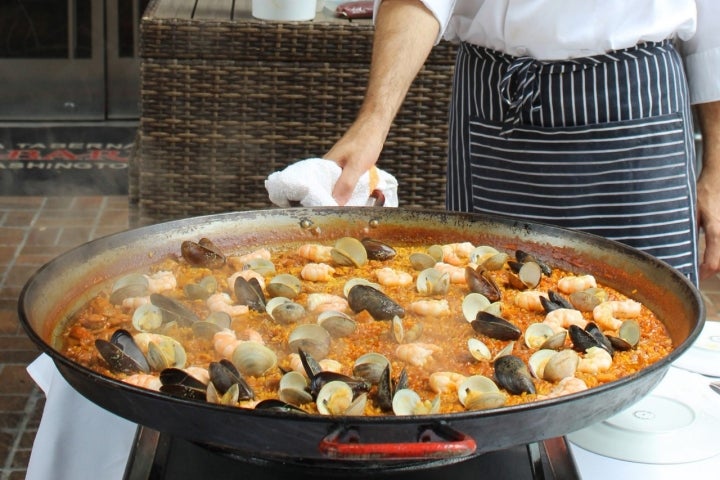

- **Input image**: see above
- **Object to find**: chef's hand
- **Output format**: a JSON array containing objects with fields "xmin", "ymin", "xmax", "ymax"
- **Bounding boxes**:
[{"xmin": 327, "ymin": 121, "xmax": 386, "ymax": 206}]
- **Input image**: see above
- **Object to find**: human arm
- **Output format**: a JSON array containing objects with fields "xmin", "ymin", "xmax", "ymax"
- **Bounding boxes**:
[
  {"xmin": 327, "ymin": 0, "xmax": 440, "ymax": 205},
  {"xmin": 696, "ymin": 101, "xmax": 720, "ymax": 279}
]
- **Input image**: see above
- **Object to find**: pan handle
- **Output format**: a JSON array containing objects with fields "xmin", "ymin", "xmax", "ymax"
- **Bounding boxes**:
[{"xmin": 319, "ymin": 423, "xmax": 477, "ymax": 460}]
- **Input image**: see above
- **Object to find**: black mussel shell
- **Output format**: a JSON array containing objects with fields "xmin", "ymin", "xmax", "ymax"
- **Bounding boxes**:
[
  {"xmin": 585, "ymin": 322, "xmax": 614, "ymax": 355},
  {"xmin": 361, "ymin": 238, "xmax": 397, "ymax": 261},
  {"xmin": 309, "ymin": 371, "xmax": 370, "ymax": 400},
  {"xmin": 607, "ymin": 335, "xmax": 633, "ymax": 351},
  {"xmin": 95, "ymin": 329, "xmax": 150, "ymax": 374},
  {"xmin": 254, "ymin": 399, "xmax": 306, "ymax": 414},
  {"xmin": 298, "ymin": 348, "xmax": 322, "ymax": 378},
  {"xmin": 465, "ymin": 267, "xmax": 502, "ymax": 302},
  {"xmin": 376, "ymin": 365, "xmax": 408, "ymax": 412},
  {"xmin": 548, "ymin": 291, "xmax": 573, "ymax": 309},
  {"xmin": 515, "ymin": 250, "xmax": 552, "ymax": 276},
  {"xmin": 160, "ymin": 384, "xmax": 207, "ymax": 401},
  {"xmin": 347, "ymin": 284, "xmax": 405, "ymax": 320},
  {"xmin": 160, "ymin": 367, "xmax": 206, "ymax": 390},
  {"xmin": 151, "ymin": 293, "xmax": 201, "ymax": 327},
  {"xmin": 209, "ymin": 359, "xmax": 254, "ymax": 400},
  {"xmin": 181, "ymin": 238, "xmax": 226, "ymax": 268},
  {"xmin": 569, "ymin": 324, "xmax": 612, "ymax": 355},
  {"xmin": 234, "ymin": 276, "xmax": 266, "ymax": 312},
  {"xmin": 494, "ymin": 355, "xmax": 536, "ymax": 395},
  {"xmin": 471, "ymin": 311, "xmax": 521, "ymax": 341}
]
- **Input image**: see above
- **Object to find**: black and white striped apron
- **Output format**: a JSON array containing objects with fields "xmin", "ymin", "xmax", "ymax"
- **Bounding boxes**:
[{"xmin": 447, "ymin": 40, "xmax": 699, "ymax": 284}]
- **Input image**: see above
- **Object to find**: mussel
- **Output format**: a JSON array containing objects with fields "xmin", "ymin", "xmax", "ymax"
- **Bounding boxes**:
[
  {"xmin": 95, "ymin": 329, "xmax": 150, "ymax": 374},
  {"xmin": 361, "ymin": 238, "xmax": 397, "ymax": 261},
  {"xmin": 465, "ymin": 267, "xmax": 502, "ymax": 302},
  {"xmin": 181, "ymin": 238, "xmax": 226, "ymax": 268},
  {"xmin": 150, "ymin": 293, "xmax": 201, "ymax": 327},
  {"xmin": 470, "ymin": 311, "xmax": 521, "ymax": 341},
  {"xmin": 494, "ymin": 355, "xmax": 536, "ymax": 395},
  {"xmin": 234, "ymin": 276, "xmax": 266, "ymax": 312},
  {"xmin": 347, "ymin": 284, "xmax": 405, "ymax": 321}
]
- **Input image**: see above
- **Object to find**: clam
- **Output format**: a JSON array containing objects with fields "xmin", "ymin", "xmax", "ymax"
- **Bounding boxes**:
[
  {"xmin": 542, "ymin": 349, "xmax": 579, "ymax": 382},
  {"xmin": 131, "ymin": 304, "xmax": 164, "ymax": 332},
  {"xmin": 471, "ymin": 311, "xmax": 521, "ymax": 341},
  {"xmin": 243, "ymin": 258, "xmax": 276, "ymax": 276},
  {"xmin": 392, "ymin": 388, "xmax": 440, "ymax": 416},
  {"xmin": 516, "ymin": 249, "xmax": 552, "ymax": 276},
  {"xmin": 331, "ymin": 237, "xmax": 368, "ymax": 267},
  {"xmin": 569, "ymin": 287, "xmax": 608, "ymax": 312},
  {"xmin": 467, "ymin": 338, "xmax": 492, "ymax": 361},
  {"xmin": 267, "ymin": 297, "xmax": 306, "ymax": 325},
  {"xmin": 279, "ymin": 371, "xmax": 313, "ymax": 406},
  {"xmin": 233, "ymin": 276, "xmax": 266, "ymax": 312},
  {"xmin": 352, "ymin": 353, "xmax": 390, "ymax": 385},
  {"xmin": 540, "ymin": 330, "xmax": 568, "ymax": 350},
  {"xmin": 457, "ymin": 375, "xmax": 506, "ymax": 410},
  {"xmin": 181, "ymin": 238, "xmax": 225, "ymax": 268},
  {"xmin": 347, "ymin": 284, "xmax": 405, "ymax": 321},
  {"xmin": 317, "ymin": 310, "xmax": 357, "ymax": 337},
  {"xmin": 95, "ymin": 329, "xmax": 150, "ymax": 374},
  {"xmin": 469, "ymin": 246, "xmax": 500, "ymax": 264},
  {"xmin": 316, "ymin": 381, "xmax": 363, "ymax": 416},
  {"xmin": 409, "ymin": 252, "xmax": 437, "ymax": 271},
  {"xmin": 192, "ymin": 311, "xmax": 232, "ymax": 339},
  {"xmin": 493, "ymin": 341, "xmax": 515, "ymax": 361},
  {"xmin": 391, "ymin": 315, "xmax": 405, "ymax": 343},
  {"xmin": 266, "ymin": 274, "xmax": 302, "ymax": 299},
  {"xmin": 343, "ymin": 278, "xmax": 382, "ymax": 298},
  {"xmin": 231, "ymin": 341, "xmax": 278, "ymax": 377},
  {"xmin": 288, "ymin": 324, "xmax": 332, "ymax": 359},
  {"xmin": 361, "ymin": 238, "xmax": 397, "ymax": 261},
  {"xmin": 462, "ymin": 292, "xmax": 491, "ymax": 322},
  {"xmin": 416, "ymin": 268, "xmax": 450, "ymax": 296},
  {"xmin": 150, "ymin": 293, "xmax": 201, "ymax": 327},
  {"xmin": 109, "ymin": 273, "xmax": 149, "ymax": 305},
  {"xmin": 136, "ymin": 333, "xmax": 187, "ymax": 370},
  {"xmin": 614, "ymin": 319, "xmax": 641, "ymax": 349},
  {"xmin": 183, "ymin": 275, "xmax": 218, "ymax": 300},
  {"xmin": 427, "ymin": 245, "xmax": 444, "ymax": 262},
  {"xmin": 524, "ymin": 323, "xmax": 555, "ymax": 349},
  {"xmin": 494, "ymin": 354, "xmax": 535, "ymax": 395},
  {"xmin": 465, "ymin": 267, "xmax": 502, "ymax": 302},
  {"xmin": 510, "ymin": 261, "xmax": 543, "ymax": 290},
  {"xmin": 528, "ymin": 349, "xmax": 556, "ymax": 379}
]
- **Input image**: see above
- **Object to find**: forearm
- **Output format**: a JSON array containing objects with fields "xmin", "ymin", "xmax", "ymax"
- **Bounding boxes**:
[
  {"xmin": 695, "ymin": 100, "xmax": 720, "ymax": 279},
  {"xmin": 355, "ymin": 0, "xmax": 440, "ymax": 141}
]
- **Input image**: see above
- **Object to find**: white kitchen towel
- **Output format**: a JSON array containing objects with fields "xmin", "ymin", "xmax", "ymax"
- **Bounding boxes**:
[{"xmin": 265, "ymin": 158, "xmax": 399, "ymax": 207}]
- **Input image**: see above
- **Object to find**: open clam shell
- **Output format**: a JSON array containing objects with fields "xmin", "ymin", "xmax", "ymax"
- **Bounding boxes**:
[
  {"xmin": 457, "ymin": 375, "xmax": 506, "ymax": 410},
  {"xmin": 331, "ymin": 237, "xmax": 368, "ymax": 267},
  {"xmin": 288, "ymin": 324, "xmax": 332, "ymax": 359},
  {"xmin": 231, "ymin": 342, "xmax": 278, "ymax": 377}
]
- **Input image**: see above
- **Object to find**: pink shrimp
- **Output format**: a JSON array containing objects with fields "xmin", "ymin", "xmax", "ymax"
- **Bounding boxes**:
[
  {"xmin": 557, "ymin": 275, "xmax": 597, "ymax": 294},
  {"xmin": 306, "ymin": 293, "xmax": 348, "ymax": 313},
  {"xmin": 409, "ymin": 299, "xmax": 450, "ymax": 317},
  {"xmin": 514, "ymin": 290, "xmax": 549, "ymax": 312},
  {"xmin": 206, "ymin": 293, "xmax": 250, "ymax": 317},
  {"xmin": 227, "ymin": 248, "xmax": 272, "ymax": 269},
  {"xmin": 145, "ymin": 271, "xmax": 177, "ymax": 293},
  {"xmin": 543, "ymin": 308, "xmax": 587, "ymax": 333},
  {"xmin": 537, "ymin": 377, "xmax": 588, "ymax": 400},
  {"xmin": 300, "ymin": 263, "xmax": 336, "ymax": 282},
  {"xmin": 213, "ymin": 328, "xmax": 264, "ymax": 359},
  {"xmin": 375, "ymin": 267, "xmax": 413, "ymax": 287},
  {"xmin": 297, "ymin": 244, "xmax": 333, "ymax": 263},
  {"xmin": 592, "ymin": 299, "xmax": 642, "ymax": 330},
  {"xmin": 441, "ymin": 242, "xmax": 475, "ymax": 266},
  {"xmin": 122, "ymin": 295, "xmax": 150, "ymax": 311},
  {"xmin": 123, "ymin": 373, "xmax": 162, "ymax": 391},
  {"xmin": 578, "ymin": 346, "xmax": 613, "ymax": 374},
  {"xmin": 396, "ymin": 342, "xmax": 442, "ymax": 368},
  {"xmin": 429, "ymin": 371, "xmax": 467, "ymax": 394},
  {"xmin": 433, "ymin": 262, "xmax": 468, "ymax": 284}
]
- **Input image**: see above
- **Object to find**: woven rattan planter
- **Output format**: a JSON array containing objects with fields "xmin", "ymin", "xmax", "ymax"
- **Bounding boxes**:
[{"xmin": 133, "ymin": 0, "xmax": 457, "ymax": 224}]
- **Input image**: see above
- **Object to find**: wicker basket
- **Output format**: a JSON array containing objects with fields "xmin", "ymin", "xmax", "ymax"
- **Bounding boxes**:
[{"xmin": 133, "ymin": 0, "xmax": 457, "ymax": 224}]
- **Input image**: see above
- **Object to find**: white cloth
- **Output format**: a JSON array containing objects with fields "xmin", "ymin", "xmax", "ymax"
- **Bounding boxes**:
[
  {"xmin": 26, "ymin": 354, "xmax": 136, "ymax": 480},
  {"xmin": 373, "ymin": 0, "xmax": 720, "ymax": 103},
  {"xmin": 265, "ymin": 157, "xmax": 399, "ymax": 207}
]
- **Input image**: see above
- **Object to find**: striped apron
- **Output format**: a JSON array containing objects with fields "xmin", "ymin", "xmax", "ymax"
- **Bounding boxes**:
[{"xmin": 447, "ymin": 40, "xmax": 699, "ymax": 284}]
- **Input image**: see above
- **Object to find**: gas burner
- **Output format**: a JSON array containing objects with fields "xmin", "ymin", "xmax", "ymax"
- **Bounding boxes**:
[{"xmin": 123, "ymin": 428, "xmax": 580, "ymax": 479}]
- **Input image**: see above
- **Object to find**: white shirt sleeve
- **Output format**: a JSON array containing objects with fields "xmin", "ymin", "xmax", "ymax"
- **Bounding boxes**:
[
  {"xmin": 372, "ymin": 0, "xmax": 457, "ymax": 44},
  {"xmin": 678, "ymin": 0, "xmax": 720, "ymax": 104}
]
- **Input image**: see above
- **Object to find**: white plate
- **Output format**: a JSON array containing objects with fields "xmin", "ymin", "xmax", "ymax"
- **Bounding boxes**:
[
  {"xmin": 568, "ymin": 367, "xmax": 720, "ymax": 464},
  {"xmin": 672, "ymin": 320, "xmax": 720, "ymax": 376}
]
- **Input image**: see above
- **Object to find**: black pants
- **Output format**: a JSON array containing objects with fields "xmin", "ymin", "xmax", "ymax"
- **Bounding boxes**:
[{"xmin": 447, "ymin": 40, "xmax": 699, "ymax": 284}]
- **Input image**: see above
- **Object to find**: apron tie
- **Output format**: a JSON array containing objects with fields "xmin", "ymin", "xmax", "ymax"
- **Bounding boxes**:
[{"xmin": 499, "ymin": 56, "xmax": 541, "ymax": 135}]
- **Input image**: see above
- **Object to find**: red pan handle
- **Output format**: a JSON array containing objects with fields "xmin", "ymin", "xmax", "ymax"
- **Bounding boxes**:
[{"xmin": 319, "ymin": 423, "xmax": 477, "ymax": 460}]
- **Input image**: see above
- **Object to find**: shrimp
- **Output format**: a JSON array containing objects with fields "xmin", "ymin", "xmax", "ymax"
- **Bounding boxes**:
[
  {"xmin": 592, "ymin": 299, "xmax": 642, "ymax": 330},
  {"xmin": 206, "ymin": 293, "xmax": 250, "ymax": 317},
  {"xmin": 228, "ymin": 269, "xmax": 265, "ymax": 291},
  {"xmin": 227, "ymin": 248, "xmax": 272, "ymax": 269},
  {"xmin": 375, "ymin": 267, "xmax": 413, "ymax": 287},
  {"xmin": 122, "ymin": 295, "xmax": 150, "ymax": 311},
  {"xmin": 557, "ymin": 275, "xmax": 597, "ymax": 294},
  {"xmin": 287, "ymin": 353, "xmax": 306, "ymax": 376},
  {"xmin": 514, "ymin": 290, "xmax": 549, "ymax": 312},
  {"xmin": 429, "ymin": 371, "xmax": 467, "ymax": 394},
  {"xmin": 300, "ymin": 263, "xmax": 336, "ymax": 282},
  {"xmin": 543, "ymin": 308, "xmax": 587, "ymax": 333},
  {"xmin": 184, "ymin": 366, "xmax": 210, "ymax": 385},
  {"xmin": 213, "ymin": 328, "xmax": 264, "ymax": 359},
  {"xmin": 441, "ymin": 242, "xmax": 475, "ymax": 266},
  {"xmin": 433, "ymin": 262, "xmax": 468, "ymax": 284},
  {"xmin": 145, "ymin": 271, "xmax": 177, "ymax": 293},
  {"xmin": 577, "ymin": 346, "xmax": 613, "ymax": 374},
  {"xmin": 297, "ymin": 244, "xmax": 333, "ymax": 263},
  {"xmin": 538, "ymin": 377, "xmax": 588, "ymax": 399},
  {"xmin": 307, "ymin": 293, "xmax": 348, "ymax": 312},
  {"xmin": 409, "ymin": 299, "xmax": 450, "ymax": 317},
  {"xmin": 396, "ymin": 342, "xmax": 442, "ymax": 368},
  {"xmin": 123, "ymin": 373, "xmax": 162, "ymax": 391}
]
